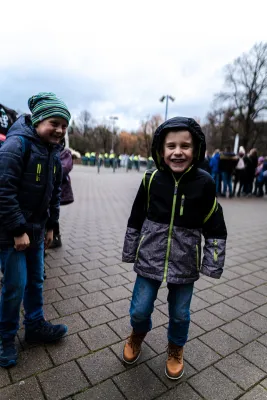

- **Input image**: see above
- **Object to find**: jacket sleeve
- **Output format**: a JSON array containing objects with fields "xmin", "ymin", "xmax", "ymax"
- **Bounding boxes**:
[
  {"xmin": 201, "ymin": 178, "xmax": 227, "ymax": 279},
  {"xmin": 0, "ymin": 137, "xmax": 28, "ymax": 236},
  {"xmin": 122, "ymin": 180, "xmax": 147, "ymax": 262},
  {"xmin": 46, "ymin": 157, "xmax": 62, "ymax": 230},
  {"xmin": 61, "ymin": 149, "xmax": 73, "ymax": 178}
]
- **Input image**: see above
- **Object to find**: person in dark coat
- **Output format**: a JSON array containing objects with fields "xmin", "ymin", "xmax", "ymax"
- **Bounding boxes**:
[
  {"xmin": 121, "ymin": 117, "xmax": 227, "ymax": 379},
  {"xmin": 244, "ymin": 148, "xmax": 258, "ymax": 195},
  {"xmin": 0, "ymin": 92, "xmax": 70, "ymax": 368},
  {"xmin": 50, "ymin": 139, "xmax": 74, "ymax": 248},
  {"xmin": 219, "ymin": 147, "xmax": 238, "ymax": 198}
]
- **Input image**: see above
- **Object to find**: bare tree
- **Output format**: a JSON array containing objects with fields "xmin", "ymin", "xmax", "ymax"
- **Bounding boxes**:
[
  {"xmin": 139, "ymin": 114, "xmax": 163, "ymax": 157},
  {"xmin": 216, "ymin": 42, "xmax": 267, "ymax": 149}
]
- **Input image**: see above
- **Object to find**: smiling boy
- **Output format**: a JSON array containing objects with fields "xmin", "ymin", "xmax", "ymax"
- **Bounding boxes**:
[
  {"xmin": 122, "ymin": 117, "xmax": 227, "ymax": 379},
  {"xmin": 0, "ymin": 93, "xmax": 70, "ymax": 367}
]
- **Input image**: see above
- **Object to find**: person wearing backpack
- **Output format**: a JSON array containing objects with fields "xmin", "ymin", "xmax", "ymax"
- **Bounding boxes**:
[
  {"xmin": 0, "ymin": 92, "xmax": 71, "ymax": 368},
  {"xmin": 122, "ymin": 117, "xmax": 227, "ymax": 379}
]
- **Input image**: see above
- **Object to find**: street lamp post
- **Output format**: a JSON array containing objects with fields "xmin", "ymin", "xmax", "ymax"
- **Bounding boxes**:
[
  {"xmin": 109, "ymin": 116, "xmax": 118, "ymax": 152},
  {"xmin": 159, "ymin": 95, "xmax": 175, "ymax": 121}
]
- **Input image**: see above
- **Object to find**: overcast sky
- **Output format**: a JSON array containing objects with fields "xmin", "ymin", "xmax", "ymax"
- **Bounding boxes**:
[{"xmin": 1, "ymin": 0, "xmax": 266, "ymax": 131}]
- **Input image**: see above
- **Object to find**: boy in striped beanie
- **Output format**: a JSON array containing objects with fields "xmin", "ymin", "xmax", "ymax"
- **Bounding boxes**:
[{"xmin": 0, "ymin": 93, "xmax": 71, "ymax": 368}]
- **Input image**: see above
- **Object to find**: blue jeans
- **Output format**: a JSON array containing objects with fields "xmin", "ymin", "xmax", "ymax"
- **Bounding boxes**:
[
  {"xmin": 0, "ymin": 243, "xmax": 44, "ymax": 340},
  {"xmin": 130, "ymin": 275, "xmax": 194, "ymax": 346},
  {"xmin": 211, "ymin": 172, "xmax": 220, "ymax": 194},
  {"xmin": 221, "ymin": 172, "xmax": 233, "ymax": 196}
]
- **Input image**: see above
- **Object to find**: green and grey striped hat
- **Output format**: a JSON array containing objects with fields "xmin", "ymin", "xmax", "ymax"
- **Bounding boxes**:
[{"xmin": 28, "ymin": 92, "xmax": 71, "ymax": 126}]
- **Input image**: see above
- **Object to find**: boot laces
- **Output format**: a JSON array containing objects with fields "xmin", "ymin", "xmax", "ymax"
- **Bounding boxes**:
[{"xmin": 167, "ymin": 344, "xmax": 183, "ymax": 363}]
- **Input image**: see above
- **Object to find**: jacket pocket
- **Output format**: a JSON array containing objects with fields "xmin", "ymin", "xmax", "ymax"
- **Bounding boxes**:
[
  {"xmin": 180, "ymin": 195, "xmax": 185, "ymax": 216},
  {"xmin": 135, "ymin": 235, "xmax": 145, "ymax": 260}
]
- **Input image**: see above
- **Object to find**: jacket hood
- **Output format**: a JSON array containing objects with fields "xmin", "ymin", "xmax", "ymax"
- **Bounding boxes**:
[{"xmin": 151, "ymin": 117, "xmax": 206, "ymax": 170}]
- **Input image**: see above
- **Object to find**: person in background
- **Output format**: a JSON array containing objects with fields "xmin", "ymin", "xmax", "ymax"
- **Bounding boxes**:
[
  {"xmin": 209, "ymin": 149, "xmax": 220, "ymax": 194},
  {"xmin": 233, "ymin": 146, "xmax": 246, "ymax": 197},
  {"xmin": 244, "ymin": 148, "xmax": 258, "ymax": 196},
  {"xmin": 198, "ymin": 150, "xmax": 211, "ymax": 173},
  {"xmin": 50, "ymin": 139, "xmax": 74, "ymax": 248},
  {"xmin": 254, "ymin": 156, "xmax": 265, "ymax": 197},
  {"xmin": 219, "ymin": 146, "xmax": 238, "ymax": 198}
]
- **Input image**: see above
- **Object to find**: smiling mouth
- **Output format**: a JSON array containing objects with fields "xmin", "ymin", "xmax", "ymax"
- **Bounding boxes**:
[{"xmin": 170, "ymin": 159, "xmax": 186, "ymax": 163}]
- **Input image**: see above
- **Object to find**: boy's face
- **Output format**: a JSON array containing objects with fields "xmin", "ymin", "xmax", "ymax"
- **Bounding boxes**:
[
  {"xmin": 36, "ymin": 117, "xmax": 68, "ymax": 145},
  {"xmin": 162, "ymin": 130, "xmax": 194, "ymax": 173}
]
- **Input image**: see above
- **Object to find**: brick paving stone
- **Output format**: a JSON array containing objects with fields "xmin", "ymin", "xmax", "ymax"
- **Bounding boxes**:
[
  {"xmin": 0, "ymin": 368, "xmax": 10, "ymax": 388},
  {"xmin": 54, "ymin": 297, "xmax": 87, "ymax": 316},
  {"xmin": 191, "ymin": 309, "xmax": 225, "ymax": 331},
  {"xmin": 222, "ymin": 270, "xmax": 240, "ymax": 280},
  {"xmin": 45, "ymin": 258, "xmax": 70, "ymax": 268},
  {"xmin": 62, "ymin": 263, "xmax": 87, "ymax": 274},
  {"xmin": 66, "ymin": 255, "xmax": 89, "ymax": 264},
  {"xmin": 121, "ymin": 270, "xmax": 137, "ymax": 282},
  {"xmin": 144, "ymin": 326, "xmax": 168, "ymax": 354},
  {"xmin": 79, "ymin": 324, "xmax": 120, "ymax": 350},
  {"xmin": 241, "ymin": 274, "xmax": 267, "ymax": 286},
  {"xmin": 0, "ymin": 377, "xmax": 44, "ymax": 399},
  {"xmin": 10, "ymin": 346, "xmax": 52, "ymax": 381},
  {"xmin": 100, "ymin": 265, "xmax": 126, "ymax": 276},
  {"xmin": 239, "ymin": 386, "xmax": 267, "ymax": 400},
  {"xmin": 156, "ymin": 302, "xmax": 168, "ymax": 316},
  {"xmin": 254, "ymin": 284, "xmax": 267, "ymax": 296},
  {"xmin": 215, "ymin": 353, "xmax": 266, "ymax": 390},
  {"xmin": 257, "ymin": 304, "xmax": 267, "ymax": 317},
  {"xmin": 239, "ymin": 290, "xmax": 267, "ymax": 306},
  {"xmin": 43, "ymin": 277, "xmax": 65, "ymax": 291},
  {"xmin": 124, "ymin": 281, "xmax": 135, "ymax": 292},
  {"xmin": 39, "ymin": 361, "xmax": 88, "ymax": 400},
  {"xmin": 78, "ymin": 347, "xmax": 125, "ymax": 385},
  {"xmin": 195, "ymin": 289, "xmax": 227, "ymax": 304},
  {"xmin": 60, "ymin": 272, "xmax": 87, "ymax": 285},
  {"xmin": 184, "ymin": 338, "xmax": 221, "ymax": 370},
  {"xmin": 200, "ymin": 328, "xmax": 243, "ymax": 356},
  {"xmin": 45, "ymin": 267, "xmax": 66, "ymax": 279},
  {"xmin": 43, "ymin": 303, "xmax": 60, "ymax": 320},
  {"xmin": 157, "ymin": 382, "xmax": 202, "ymax": 400},
  {"xmin": 238, "ymin": 341, "xmax": 267, "ymax": 372},
  {"xmin": 262, "ymin": 378, "xmax": 267, "ymax": 389},
  {"xmin": 103, "ymin": 285, "xmax": 132, "ymax": 301},
  {"xmin": 102, "ymin": 274, "xmax": 130, "ymax": 287},
  {"xmin": 228, "ymin": 266, "xmax": 251, "ymax": 276},
  {"xmin": 100, "ymin": 257, "xmax": 121, "ymax": 266},
  {"xmin": 81, "ymin": 278, "xmax": 109, "ymax": 293},
  {"xmin": 188, "ymin": 321, "xmax": 205, "ymax": 340},
  {"xmin": 80, "ymin": 292, "xmax": 110, "ymax": 311},
  {"xmin": 239, "ymin": 311, "xmax": 267, "ymax": 333},
  {"xmin": 221, "ymin": 319, "xmax": 261, "ymax": 343},
  {"xmin": 152, "ymin": 308, "xmax": 169, "ymax": 327},
  {"xmin": 146, "ymin": 353, "xmax": 196, "ymax": 388},
  {"xmin": 81, "ymin": 305, "xmax": 116, "ymax": 327},
  {"xmin": 46, "ymin": 334, "xmax": 89, "ymax": 365},
  {"xmin": 190, "ymin": 295, "xmax": 210, "ymax": 312},
  {"xmin": 51, "ymin": 313, "xmax": 89, "ymax": 335},
  {"xmin": 82, "ymin": 268, "xmax": 107, "ymax": 280},
  {"xmin": 113, "ymin": 363, "xmax": 166, "ymax": 400},
  {"xmin": 212, "ymin": 283, "xmax": 241, "ymax": 298},
  {"xmin": 73, "ymin": 379, "xmax": 125, "ymax": 400},
  {"xmin": 225, "ymin": 296, "xmax": 257, "ymax": 313},
  {"xmin": 106, "ymin": 298, "xmax": 130, "ymax": 318},
  {"xmin": 258, "ymin": 333, "xmax": 267, "ymax": 346},
  {"xmin": 189, "ymin": 366, "xmax": 243, "ymax": 400},
  {"xmin": 84, "ymin": 252, "xmax": 105, "ymax": 261},
  {"xmin": 57, "ymin": 283, "xmax": 88, "ymax": 299},
  {"xmin": 108, "ymin": 316, "xmax": 131, "ymax": 339},
  {"xmin": 253, "ymin": 271, "xmax": 267, "ymax": 281},
  {"xmin": 82, "ymin": 259, "xmax": 105, "ymax": 270},
  {"xmin": 194, "ymin": 278, "xmax": 214, "ymax": 290},
  {"xmin": 207, "ymin": 302, "xmax": 242, "ymax": 322}
]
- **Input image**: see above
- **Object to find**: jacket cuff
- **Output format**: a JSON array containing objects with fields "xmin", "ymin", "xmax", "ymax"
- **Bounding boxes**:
[
  {"xmin": 200, "ymin": 264, "xmax": 222, "ymax": 279},
  {"xmin": 12, "ymin": 224, "xmax": 27, "ymax": 237},
  {"xmin": 46, "ymin": 219, "xmax": 56, "ymax": 231}
]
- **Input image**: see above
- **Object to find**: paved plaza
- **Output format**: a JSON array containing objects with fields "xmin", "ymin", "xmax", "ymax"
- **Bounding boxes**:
[{"xmin": 1, "ymin": 165, "xmax": 267, "ymax": 400}]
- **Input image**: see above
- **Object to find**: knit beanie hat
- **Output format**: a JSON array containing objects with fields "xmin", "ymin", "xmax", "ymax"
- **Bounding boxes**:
[{"xmin": 28, "ymin": 92, "xmax": 71, "ymax": 126}]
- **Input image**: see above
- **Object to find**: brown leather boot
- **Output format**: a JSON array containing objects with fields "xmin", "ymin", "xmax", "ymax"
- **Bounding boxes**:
[
  {"xmin": 122, "ymin": 331, "xmax": 147, "ymax": 364},
  {"xmin": 165, "ymin": 342, "xmax": 184, "ymax": 380}
]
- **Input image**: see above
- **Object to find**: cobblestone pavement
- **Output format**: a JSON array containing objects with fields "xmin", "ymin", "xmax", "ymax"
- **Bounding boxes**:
[{"xmin": 1, "ymin": 165, "xmax": 267, "ymax": 400}]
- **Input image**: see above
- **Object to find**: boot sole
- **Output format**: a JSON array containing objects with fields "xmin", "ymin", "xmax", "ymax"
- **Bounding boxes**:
[
  {"xmin": 165, "ymin": 367, "xmax": 184, "ymax": 380},
  {"xmin": 0, "ymin": 359, "xmax": 17, "ymax": 368},
  {"xmin": 122, "ymin": 349, "xmax": 141, "ymax": 365}
]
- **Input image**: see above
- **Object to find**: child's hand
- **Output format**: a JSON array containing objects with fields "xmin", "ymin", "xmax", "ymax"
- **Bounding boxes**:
[
  {"xmin": 14, "ymin": 233, "xmax": 30, "ymax": 251},
  {"xmin": 45, "ymin": 230, "xmax": 53, "ymax": 250}
]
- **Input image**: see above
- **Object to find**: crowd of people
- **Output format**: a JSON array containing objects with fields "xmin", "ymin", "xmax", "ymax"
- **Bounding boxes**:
[{"xmin": 200, "ymin": 146, "xmax": 267, "ymax": 198}]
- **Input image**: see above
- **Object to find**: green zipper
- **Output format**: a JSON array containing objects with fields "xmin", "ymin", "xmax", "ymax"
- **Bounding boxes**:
[
  {"xmin": 180, "ymin": 194, "xmax": 185, "ymax": 216},
  {"xmin": 163, "ymin": 166, "xmax": 193, "ymax": 282},
  {"xmin": 135, "ymin": 235, "xmax": 145, "ymax": 260},
  {"xmin": 196, "ymin": 244, "xmax": 199, "ymax": 271}
]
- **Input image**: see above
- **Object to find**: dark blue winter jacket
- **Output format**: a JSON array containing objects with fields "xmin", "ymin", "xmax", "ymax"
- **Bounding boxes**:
[
  {"xmin": 0, "ymin": 115, "xmax": 62, "ymax": 246},
  {"xmin": 209, "ymin": 153, "xmax": 220, "ymax": 174}
]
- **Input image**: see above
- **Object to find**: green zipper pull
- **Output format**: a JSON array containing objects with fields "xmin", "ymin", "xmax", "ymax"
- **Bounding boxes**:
[{"xmin": 180, "ymin": 194, "xmax": 185, "ymax": 216}]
